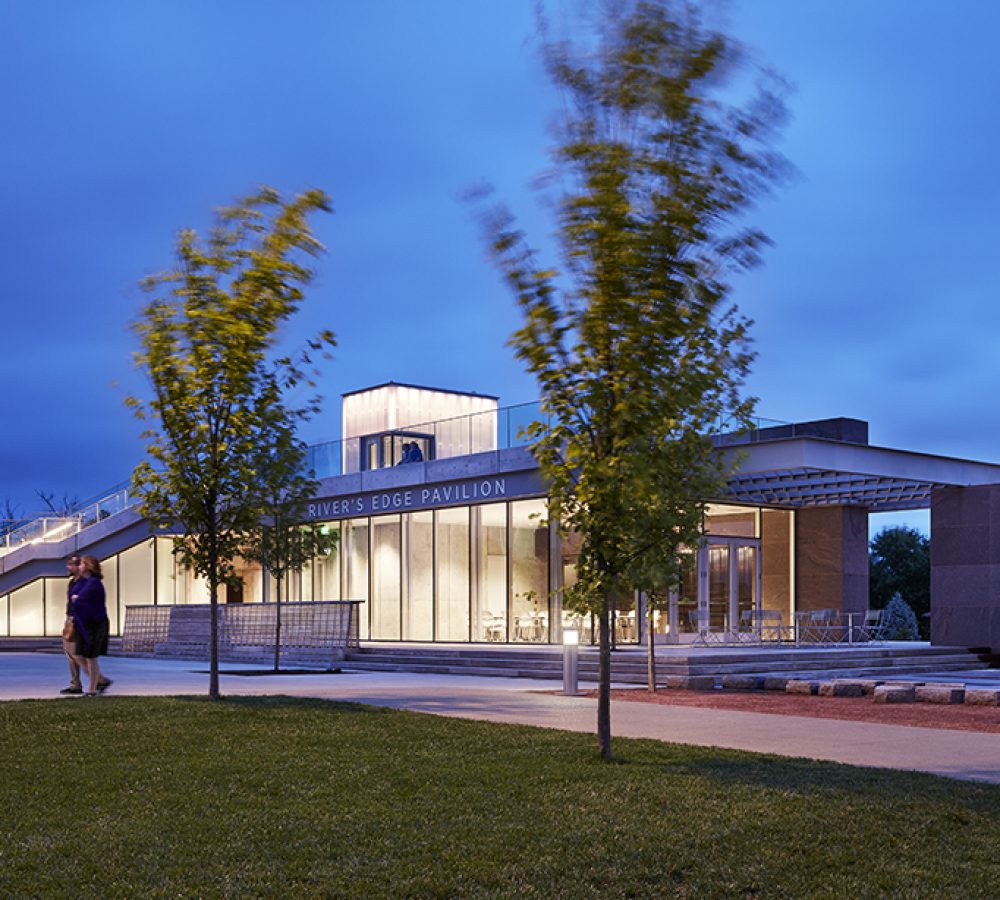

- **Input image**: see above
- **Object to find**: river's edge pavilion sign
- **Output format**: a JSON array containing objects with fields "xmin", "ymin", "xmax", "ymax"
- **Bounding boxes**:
[{"xmin": 306, "ymin": 471, "xmax": 547, "ymax": 521}]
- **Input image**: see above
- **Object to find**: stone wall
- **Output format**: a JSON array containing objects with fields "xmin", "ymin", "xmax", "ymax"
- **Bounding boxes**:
[
  {"xmin": 795, "ymin": 506, "xmax": 868, "ymax": 616},
  {"xmin": 931, "ymin": 484, "xmax": 1000, "ymax": 652}
]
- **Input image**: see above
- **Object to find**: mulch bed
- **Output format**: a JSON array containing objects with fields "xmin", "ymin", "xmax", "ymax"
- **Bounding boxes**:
[{"xmin": 601, "ymin": 688, "xmax": 1000, "ymax": 734}]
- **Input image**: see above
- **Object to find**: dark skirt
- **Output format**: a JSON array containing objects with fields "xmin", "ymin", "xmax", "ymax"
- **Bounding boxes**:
[{"xmin": 74, "ymin": 618, "xmax": 110, "ymax": 659}]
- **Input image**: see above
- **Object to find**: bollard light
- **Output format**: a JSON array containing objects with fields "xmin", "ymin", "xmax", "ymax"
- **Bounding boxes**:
[{"xmin": 563, "ymin": 627, "xmax": 579, "ymax": 695}]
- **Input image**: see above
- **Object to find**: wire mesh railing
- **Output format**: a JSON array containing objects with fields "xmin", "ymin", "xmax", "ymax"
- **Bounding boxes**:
[{"xmin": 120, "ymin": 601, "xmax": 361, "ymax": 665}]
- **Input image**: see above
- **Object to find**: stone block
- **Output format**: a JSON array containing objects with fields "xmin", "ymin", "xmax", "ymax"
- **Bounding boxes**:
[
  {"xmin": 915, "ymin": 685, "xmax": 965, "ymax": 704},
  {"xmin": 721, "ymin": 674, "xmax": 760, "ymax": 691},
  {"xmin": 964, "ymin": 688, "xmax": 1000, "ymax": 706},
  {"xmin": 873, "ymin": 685, "xmax": 915, "ymax": 704},
  {"xmin": 762, "ymin": 676, "xmax": 789, "ymax": 692},
  {"xmin": 665, "ymin": 675, "xmax": 716, "ymax": 691},
  {"xmin": 785, "ymin": 680, "xmax": 819, "ymax": 695},
  {"xmin": 819, "ymin": 681, "xmax": 865, "ymax": 698}
]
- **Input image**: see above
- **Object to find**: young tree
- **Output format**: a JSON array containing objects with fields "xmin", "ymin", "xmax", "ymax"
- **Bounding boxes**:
[
  {"xmin": 881, "ymin": 592, "xmax": 920, "ymax": 641},
  {"xmin": 479, "ymin": 1, "xmax": 788, "ymax": 758},
  {"xmin": 243, "ymin": 375, "xmax": 338, "ymax": 671},
  {"xmin": 127, "ymin": 187, "xmax": 334, "ymax": 699}
]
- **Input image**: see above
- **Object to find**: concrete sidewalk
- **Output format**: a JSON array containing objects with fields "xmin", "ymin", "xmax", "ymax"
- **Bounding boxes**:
[{"xmin": 4, "ymin": 651, "xmax": 1000, "ymax": 785}]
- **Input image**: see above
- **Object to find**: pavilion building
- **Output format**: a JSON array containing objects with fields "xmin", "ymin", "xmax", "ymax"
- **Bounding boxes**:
[{"xmin": 2, "ymin": 382, "xmax": 999, "ymax": 653}]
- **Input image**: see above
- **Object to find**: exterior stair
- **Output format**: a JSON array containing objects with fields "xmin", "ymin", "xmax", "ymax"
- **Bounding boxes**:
[{"xmin": 342, "ymin": 643, "xmax": 989, "ymax": 685}]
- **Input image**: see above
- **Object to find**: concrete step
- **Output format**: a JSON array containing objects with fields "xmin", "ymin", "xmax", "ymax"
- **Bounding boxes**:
[{"xmin": 343, "ymin": 644, "xmax": 987, "ymax": 682}]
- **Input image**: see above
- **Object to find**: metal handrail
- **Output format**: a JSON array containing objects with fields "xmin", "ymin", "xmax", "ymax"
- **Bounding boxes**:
[
  {"xmin": 1, "ymin": 400, "xmax": 784, "ymax": 557},
  {"xmin": 305, "ymin": 400, "xmax": 543, "ymax": 479},
  {"xmin": 0, "ymin": 484, "xmax": 132, "ymax": 557}
]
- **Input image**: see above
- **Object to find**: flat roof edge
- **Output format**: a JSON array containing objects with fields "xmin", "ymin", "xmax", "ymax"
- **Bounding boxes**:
[{"xmin": 341, "ymin": 381, "xmax": 500, "ymax": 401}]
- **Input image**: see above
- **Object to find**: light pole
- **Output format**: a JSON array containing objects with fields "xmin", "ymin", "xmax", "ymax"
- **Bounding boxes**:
[{"xmin": 563, "ymin": 627, "xmax": 579, "ymax": 695}]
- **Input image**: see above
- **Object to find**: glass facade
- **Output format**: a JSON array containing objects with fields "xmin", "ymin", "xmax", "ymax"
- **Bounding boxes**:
[
  {"xmin": 436, "ymin": 506, "xmax": 470, "ymax": 641},
  {"xmin": 0, "ymin": 499, "xmax": 795, "ymax": 645},
  {"xmin": 474, "ymin": 503, "xmax": 507, "ymax": 641}
]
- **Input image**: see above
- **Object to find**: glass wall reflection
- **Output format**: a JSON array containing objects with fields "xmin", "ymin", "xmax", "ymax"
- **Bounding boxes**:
[
  {"xmin": 435, "ymin": 507, "xmax": 470, "ymax": 641},
  {"xmin": 0, "ymin": 497, "xmax": 801, "ymax": 645}
]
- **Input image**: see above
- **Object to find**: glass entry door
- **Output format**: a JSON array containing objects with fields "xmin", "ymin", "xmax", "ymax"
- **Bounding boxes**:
[{"xmin": 696, "ymin": 538, "xmax": 760, "ymax": 636}]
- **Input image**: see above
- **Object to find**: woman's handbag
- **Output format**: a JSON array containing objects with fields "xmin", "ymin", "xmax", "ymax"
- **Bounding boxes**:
[{"xmin": 62, "ymin": 618, "xmax": 75, "ymax": 642}]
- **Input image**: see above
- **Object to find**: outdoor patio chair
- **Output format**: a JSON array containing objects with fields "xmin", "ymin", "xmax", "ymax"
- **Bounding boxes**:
[
  {"xmin": 743, "ymin": 608, "xmax": 783, "ymax": 642},
  {"xmin": 857, "ymin": 608, "xmax": 887, "ymax": 643},
  {"xmin": 736, "ymin": 609, "xmax": 762, "ymax": 644},
  {"xmin": 687, "ymin": 609, "xmax": 723, "ymax": 645},
  {"xmin": 795, "ymin": 608, "xmax": 841, "ymax": 644}
]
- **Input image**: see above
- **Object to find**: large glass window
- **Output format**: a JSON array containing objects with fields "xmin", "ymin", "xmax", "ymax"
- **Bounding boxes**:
[
  {"xmin": 435, "ymin": 506, "xmax": 469, "ymax": 641},
  {"xmin": 119, "ymin": 541, "xmax": 153, "ymax": 621},
  {"xmin": 761, "ymin": 508, "xmax": 794, "ymax": 624},
  {"xmin": 44, "ymin": 577, "xmax": 67, "ymax": 637},
  {"xmin": 708, "ymin": 545, "xmax": 729, "ymax": 630},
  {"xmin": 473, "ymin": 503, "xmax": 507, "ymax": 642},
  {"xmin": 704, "ymin": 504, "xmax": 758, "ymax": 538},
  {"xmin": 314, "ymin": 523, "xmax": 342, "ymax": 601},
  {"xmin": 297, "ymin": 557, "xmax": 315, "ymax": 602},
  {"xmin": 103, "ymin": 555, "xmax": 120, "ymax": 633},
  {"xmin": 0, "ymin": 594, "xmax": 7, "ymax": 636},
  {"xmin": 558, "ymin": 529, "xmax": 587, "ymax": 642},
  {"xmin": 344, "ymin": 518, "xmax": 370, "ymax": 640},
  {"xmin": 371, "ymin": 514, "xmax": 401, "ymax": 639},
  {"xmin": 9, "ymin": 580, "xmax": 43, "ymax": 636},
  {"xmin": 402, "ymin": 511, "xmax": 433, "ymax": 640},
  {"xmin": 155, "ymin": 538, "xmax": 180, "ymax": 605},
  {"xmin": 510, "ymin": 499, "xmax": 549, "ymax": 643}
]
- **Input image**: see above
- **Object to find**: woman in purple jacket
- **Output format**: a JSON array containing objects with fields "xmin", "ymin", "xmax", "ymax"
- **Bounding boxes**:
[{"xmin": 70, "ymin": 555, "xmax": 112, "ymax": 695}]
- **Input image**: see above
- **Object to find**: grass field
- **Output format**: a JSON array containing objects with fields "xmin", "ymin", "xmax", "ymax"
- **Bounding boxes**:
[{"xmin": 2, "ymin": 695, "xmax": 999, "ymax": 897}]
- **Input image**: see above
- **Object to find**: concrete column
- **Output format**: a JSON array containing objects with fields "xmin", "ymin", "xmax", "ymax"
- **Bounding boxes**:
[
  {"xmin": 931, "ymin": 484, "xmax": 1000, "ymax": 652},
  {"xmin": 795, "ymin": 506, "xmax": 869, "ymax": 617}
]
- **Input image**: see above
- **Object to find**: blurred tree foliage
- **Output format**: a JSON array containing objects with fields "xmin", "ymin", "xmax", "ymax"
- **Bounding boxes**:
[
  {"xmin": 478, "ymin": 0, "xmax": 789, "ymax": 759},
  {"xmin": 127, "ymin": 187, "xmax": 334, "ymax": 698}
]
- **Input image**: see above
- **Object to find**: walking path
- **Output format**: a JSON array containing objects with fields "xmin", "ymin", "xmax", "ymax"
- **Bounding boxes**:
[{"xmin": 3, "ymin": 651, "xmax": 1000, "ymax": 785}]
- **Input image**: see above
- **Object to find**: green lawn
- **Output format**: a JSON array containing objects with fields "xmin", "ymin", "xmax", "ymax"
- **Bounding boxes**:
[{"xmin": 2, "ymin": 696, "xmax": 999, "ymax": 898}]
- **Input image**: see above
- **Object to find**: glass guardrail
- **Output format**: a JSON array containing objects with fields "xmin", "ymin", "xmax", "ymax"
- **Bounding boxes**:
[
  {"xmin": 305, "ymin": 401, "xmax": 542, "ymax": 479},
  {"xmin": 1, "ymin": 401, "xmax": 787, "ymax": 555},
  {"xmin": 0, "ymin": 483, "xmax": 132, "ymax": 556}
]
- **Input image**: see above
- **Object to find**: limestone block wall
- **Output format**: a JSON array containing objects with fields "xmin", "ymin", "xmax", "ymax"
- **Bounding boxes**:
[
  {"xmin": 795, "ymin": 506, "xmax": 869, "ymax": 616},
  {"xmin": 931, "ymin": 484, "xmax": 1000, "ymax": 652}
]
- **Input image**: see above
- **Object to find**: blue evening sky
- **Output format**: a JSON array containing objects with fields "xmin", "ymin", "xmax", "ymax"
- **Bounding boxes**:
[{"xmin": 2, "ymin": 1, "xmax": 998, "ymax": 537}]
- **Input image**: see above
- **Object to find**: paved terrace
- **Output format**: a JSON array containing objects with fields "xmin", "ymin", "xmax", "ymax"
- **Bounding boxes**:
[{"xmin": 3, "ymin": 651, "xmax": 1000, "ymax": 785}]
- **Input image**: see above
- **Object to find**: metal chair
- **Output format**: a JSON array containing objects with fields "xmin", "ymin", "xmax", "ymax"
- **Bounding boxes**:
[
  {"xmin": 736, "ymin": 609, "xmax": 762, "ymax": 644},
  {"xmin": 741, "ymin": 608, "xmax": 783, "ymax": 643},
  {"xmin": 857, "ymin": 608, "xmax": 886, "ymax": 643},
  {"xmin": 687, "ymin": 609, "xmax": 722, "ymax": 645},
  {"xmin": 796, "ymin": 608, "xmax": 841, "ymax": 644}
]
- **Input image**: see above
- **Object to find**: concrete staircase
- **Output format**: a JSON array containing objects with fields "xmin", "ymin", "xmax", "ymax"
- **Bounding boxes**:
[{"xmin": 342, "ymin": 643, "xmax": 989, "ymax": 685}]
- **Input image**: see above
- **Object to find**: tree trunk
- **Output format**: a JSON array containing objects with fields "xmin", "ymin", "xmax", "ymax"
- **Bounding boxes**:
[
  {"xmin": 208, "ymin": 566, "xmax": 220, "ymax": 700},
  {"xmin": 273, "ymin": 574, "xmax": 283, "ymax": 673},
  {"xmin": 647, "ymin": 593, "xmax": 657, "ymax": 692},
  {"xmin": 597, "ymin": 594, "xmax": 612, "ymax": 761}
]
